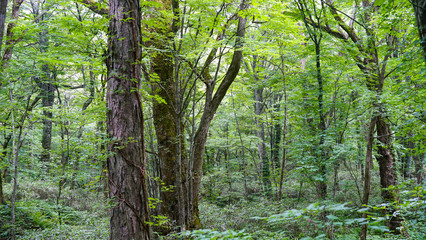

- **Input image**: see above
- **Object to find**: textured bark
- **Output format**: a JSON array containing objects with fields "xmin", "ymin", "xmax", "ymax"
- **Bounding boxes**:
[
  {"xmin": 151, "ymin": 50, "xmax": 188, "ymax": 232},
  {"xmin": 146, "ymin": 0, "xmax": 189, "ymax": 232},
  {"xmin": 0, "ymin": 0, "xmax": 8, "ymax": 52},
  {"xmin": 412, "ymin": 0, "xmax": 426, "ymax": 62},
  {"xmin": 376, "ymin": 115, "xmax": 401, "ymax": 233},
  {"xmin": 107, "ymin": 0, "xmax": 151, "ymax": 239}
]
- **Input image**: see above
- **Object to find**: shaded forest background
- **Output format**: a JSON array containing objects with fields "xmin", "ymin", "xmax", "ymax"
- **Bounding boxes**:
[{"xmin": 0, "ymin": 0, "xmax": 425, "ymax": 239}]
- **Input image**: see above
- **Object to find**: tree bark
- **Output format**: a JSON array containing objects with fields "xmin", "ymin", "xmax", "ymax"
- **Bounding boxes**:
[
  {"xmin": 151, "ymin": 51, "xmax": 188, "ymax": 231},
  {"xmin": 0, "ymin": 0, "xmax": 8, "ymax": 52},
  {"xmin": 376, "ymin": 115, "xmax": 401, "ymax": 233},
  {"xmin": 106, "ymin": 0, "xmax": 151, "ymax": 238},
  {"xmin": 412, "ymin": 0, "xmax": 426, "ymax": 62},
  {"xmin": 145, "ymin": 0, "xmax": 189, "ymax": 232}
]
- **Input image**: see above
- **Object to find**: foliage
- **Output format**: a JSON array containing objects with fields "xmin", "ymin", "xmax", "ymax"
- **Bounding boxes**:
[{"xmin": 0, "ymin": 0, "xmax": 424, "ymax": 239}]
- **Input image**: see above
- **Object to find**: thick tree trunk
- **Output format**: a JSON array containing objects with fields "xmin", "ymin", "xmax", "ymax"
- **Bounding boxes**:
[
  {"xmin": 106, "ymin": 0, "xmax": 151, "ymax": 239},
  {"xmin": 151, "ymin": 63, "xmax": 189, "ymax": 232},
  {"xmin": 376, "ymin": 115, "xmax": 401, "ymax": 233},
  {"xmin": 412, "ymin": 0, "xmax": 426, "ymax": 62}
]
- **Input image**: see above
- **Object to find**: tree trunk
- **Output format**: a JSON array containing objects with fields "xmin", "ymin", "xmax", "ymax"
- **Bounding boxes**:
[
  {"xmin": 278, "ymin": 56, "xmax": 288, "ymax": 200},
  {"xmin": 314, "ymin": 40, "xmax": 327, "ymax": 200},
  {"xmin": 190, "ymin": 8, "xmax": 247, "ymax": 228},
  {"xmin": 231, "ymin": 92, "xmax": 248, "ymax": 196},
  {"xmin": 106, "ymin": 0, "xmax": 151, "ymax": 238},
  {"xmin": 151, "ymin": 47, "xmax": 185, "ymax": 233},
  {"xmin": 412, "ymin": 0, "xmax": 426, "ymax": 62},
  {"xmin": 360, "ymin": 116, "xmax": 376, "ymax": 240},
  {"xmin": 413, "ymin": 154, "xmax": 424, "ymax": 184},
  {"xmin": 254, "ymin": 87, "xmax": 271, "ymax": 194},
  {"xmin": 271, "ymin": 95, "xmax": 282, "ymax": 169},
  {"xmin": 32, "ymin": 2, "xmax": 55, "ymax": 165},
  {"xmin": 0, "ymin": 135, "xmax": 11, "ymax": 205},
  {"xmin": 0, "ymin": 0, "xmax": 8, "ymax": 52},
  {"xmin": 376, "ymin": 115, "xmax": 401, "ymax": 233},
  {"xmin": 39, "ymin": 65, "xmax": 55, "ymax": 164},
  {"xmin": 0, "ymin": 0, "xmax": 24, "ymax": 70}
]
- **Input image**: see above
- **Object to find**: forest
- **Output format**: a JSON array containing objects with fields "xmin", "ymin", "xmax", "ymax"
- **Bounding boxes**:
[{"xmin": 0, "ymin": 0, "xmax": 424, "ymax": 239}]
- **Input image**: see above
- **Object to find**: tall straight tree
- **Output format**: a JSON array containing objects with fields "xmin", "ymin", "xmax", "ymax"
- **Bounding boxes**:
[
  {"xmin": 30, "ymin": 0, "xmax": 55, "ymax": 164},
  {"xmin": 296, "ymin": 0, "xmax": 328, "ymax": 200},
  {"xmin": 106, "ymin": 0, "xmax": 151, "ymax": 238}
]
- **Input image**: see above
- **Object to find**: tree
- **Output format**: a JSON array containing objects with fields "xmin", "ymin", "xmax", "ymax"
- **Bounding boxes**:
[
  {"xmin": 296, "ymin": 0, "xmax": 328, "ymax": 200},
  {"xmin": 304, "ymin": 0, "xmax": 406, "ymax": 233},
  {"xmin": 144, "ymin": 0, "xmax": 249, "ymax": 231},
  {"xmin": 106, "ymin": 0, "xmax": 151, "ymax": 238},
  {"xmin": 30, "ymin": 0, "xmax": 56, "ymax": 165},
  {"xmin": 0, "ymin": 0, "xmax": 24, "ymax": 70},
  {"xmin": 0, "ymin": 0, "xmax": 8, "ymax": 52},
  {"xmin": 412, "ymin": 0, "xmax": 426, "ymax": 62}
]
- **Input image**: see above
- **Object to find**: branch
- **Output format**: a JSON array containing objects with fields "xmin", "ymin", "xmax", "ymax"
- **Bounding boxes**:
[
  {"xmin": 324, "ymin": 0, "xmax": 361, "ymax": 45},
  {"xmin": 305, "ymin": 17, "xmax": 347, "ymax": 40},
  {"xmin": 210, "ymin": 2, "xmax": 248, "ymax": 110},
  {"xmin": 76, "ymin": 0, "xmax": 108, "ymax": 16}
]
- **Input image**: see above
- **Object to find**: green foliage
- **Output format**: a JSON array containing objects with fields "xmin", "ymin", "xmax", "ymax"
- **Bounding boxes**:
[
  {"xmin": 180, "ymin": 229, "xmax": 253, "ymax": 240},
  {"xmin": 0, "ymin": 203, "xmax": 51, "ymax": 239}
]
